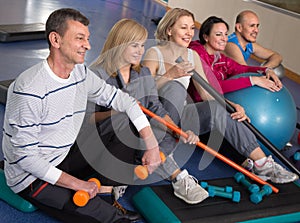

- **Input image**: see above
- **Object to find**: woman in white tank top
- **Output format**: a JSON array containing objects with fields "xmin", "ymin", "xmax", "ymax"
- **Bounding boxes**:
[{"xmin": 143, "ymin": 8, "xmax": 249, "ymax": 122}]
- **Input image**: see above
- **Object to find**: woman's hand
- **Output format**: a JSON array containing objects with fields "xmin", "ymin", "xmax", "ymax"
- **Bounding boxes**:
[
  {"xmin": 252, "ymin": 75, "xmax": 281, "ymax": 92},
  {"xmin": 265, "ymin": 69, "xmax": 283, "ymax": 89},
  {"xmin": 230, "ymin": 103, "xmax": 250, "ymax": 122},
  {"xmin": 164, "ymin": 61, "xmax": 194, "ymax": 80},
  {"xmin": 180, "ymin": 130, "xmax": 199, "ymax": 144}
]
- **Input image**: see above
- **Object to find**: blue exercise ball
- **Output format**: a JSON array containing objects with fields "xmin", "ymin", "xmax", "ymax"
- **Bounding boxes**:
[{"xmin": 225, "ymin": 73, "xmax": 297, "ymax": 155}]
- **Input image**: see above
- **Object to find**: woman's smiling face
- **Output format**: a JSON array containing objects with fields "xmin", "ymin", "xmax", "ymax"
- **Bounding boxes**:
[
  {"xmin": 122, "ymin": 40, "xmax": 145, "ymax": 66},
  {"xmin": 168, "ymin": 15, "xmax": 195, "ymax": 48},
  {"xmin": 204, "ymin": 22, "xmax": 228, "ymax": 54}
]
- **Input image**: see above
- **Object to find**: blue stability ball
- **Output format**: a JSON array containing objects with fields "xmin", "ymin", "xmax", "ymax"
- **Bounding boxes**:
[{"xmin": 225, "ymin": 73, "xmax": 297, "ymax": 154}]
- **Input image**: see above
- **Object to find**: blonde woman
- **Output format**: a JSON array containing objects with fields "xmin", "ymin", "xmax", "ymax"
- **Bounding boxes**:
[{"xmin": 89, "ymin": 18, "xmax": 209, "ymax": 205}]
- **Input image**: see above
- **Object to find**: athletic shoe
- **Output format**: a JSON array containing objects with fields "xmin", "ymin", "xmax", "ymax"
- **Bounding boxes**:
[
  {"xmin": 172, "ymin": 169, "xmax": 209, "ymax": 204},
  {"xmin": 113, "ymin": 185, "xmax": 128, "ymax": 200},
  {"xmin": 241, "ymin": 158, "xmax": 254, "ymax": 171},
  {"xmin": 253, "ymin": 155, "xmax": 299, "ymax": 184},
  {"xmin": 113, "ymin": 200, "xmax": 141, "ymax": 222}
]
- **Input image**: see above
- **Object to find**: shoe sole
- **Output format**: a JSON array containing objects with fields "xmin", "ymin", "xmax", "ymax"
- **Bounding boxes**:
[
  {"xmin": 257, "ymin": 174, "xmax": 299, "ymax": 184},
  {"xmin": 173, "ymin": 191, "xmax": 209, "ymax": 204}
]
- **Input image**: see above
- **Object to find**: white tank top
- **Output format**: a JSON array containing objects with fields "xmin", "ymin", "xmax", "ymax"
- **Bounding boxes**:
[{"xmin": 151, "ymin": 46, "xmax": 194, "ymax": 90}]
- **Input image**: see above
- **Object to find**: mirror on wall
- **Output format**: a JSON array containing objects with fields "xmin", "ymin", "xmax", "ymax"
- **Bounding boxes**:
[{"xmin": 255, "ymin": 0, "xmax": 300, "ymax": 15}]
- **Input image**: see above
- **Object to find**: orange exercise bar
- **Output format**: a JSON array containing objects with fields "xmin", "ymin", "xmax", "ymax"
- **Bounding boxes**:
[{"xmin": 140, "ymin": 104, "xmax": 279, "ymax": 193}]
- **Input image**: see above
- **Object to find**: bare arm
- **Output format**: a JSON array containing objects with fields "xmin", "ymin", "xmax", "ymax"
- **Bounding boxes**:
[
  {"xmin": 143, "ymin": 48, "xmax": 171, "ymax": 89},
  {"xmin": 89, "ymin": 110, "xmax": 118, "ymax": 124},
  {"xmin": 224, "ymin": 42, "xmax": 248, "ymax": 65},
  {"xmin": 139, "ymin": 126, "xmax": 161, "ymax": 174},
  {"xmin": 253, "ymin": 42, "xmax": 282, "ymax": 68},
  {"xmin": 143, "ymin": 48, "xmax": 159, "ymax": 78},
  {"xmin": 56, "ymin": 172, "xmax": 99, "ymax": 199}
]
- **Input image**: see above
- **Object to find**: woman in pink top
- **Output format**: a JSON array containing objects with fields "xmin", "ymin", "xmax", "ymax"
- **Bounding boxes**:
[{"xmin": 188, "ymin": 16, "xmax": 282, "ymax": 102}]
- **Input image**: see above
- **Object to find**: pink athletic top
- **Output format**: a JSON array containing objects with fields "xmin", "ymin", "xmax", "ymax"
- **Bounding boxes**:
[{"xmin": 188, "ymin": 40, "xmax": 267, "ymax": 102}]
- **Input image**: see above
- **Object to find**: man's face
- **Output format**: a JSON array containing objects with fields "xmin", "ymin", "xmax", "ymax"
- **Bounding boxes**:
[
  {"xmin": 58, "ymin": 20, "xmax": 91, "ymax": 65},
  {"xmin": 238, "ymin": 13, "xmax": 259, "ymax": 43}
]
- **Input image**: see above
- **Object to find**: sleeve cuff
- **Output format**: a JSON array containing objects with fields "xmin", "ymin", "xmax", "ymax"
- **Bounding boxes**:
[
  {"xmin": 132, "ymin": 115, "xmax": 150, "ymax": 132},
  {"xmin": 249, "ymin": 76, "xmax": 254, "ymax": 86},
  {"xmin": 43, "ymin": 165, "xmax": 63, "ymax": 185},
  {"xmin": 265, "ymin": 67, "xmax": 273, "ymax": 73}
]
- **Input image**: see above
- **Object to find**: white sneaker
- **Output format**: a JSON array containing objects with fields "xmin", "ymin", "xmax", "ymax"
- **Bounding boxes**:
[
  {"xmin": 241, "ymin": 158, "xmax": 254, "ymax": 171},
  {"xmin": 253, "ymin": 156, "xmax": 299, "ymax": 184},
  {"xmin": 113, "ymin": 185, "xmax": 128, "ymax": 201},
  {"xmin": 172, "ymin": 169, "xmax": 209, "ymax": 204}
]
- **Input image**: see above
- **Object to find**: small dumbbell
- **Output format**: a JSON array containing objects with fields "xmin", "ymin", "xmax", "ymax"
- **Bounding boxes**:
[
  {"xmin": 200, "ymin": 181, "xmax": 233, "ymax": 193},
  {"xmin": 250, "ymin": 185, "xmax": 272, "ymax": 204},
  {"xmin": 294, "ymin": 151, "xmax": 300, "ymax": 161},
  {"xmin": 134, "ymin": 151, "xmax": 166, "ymax": 180},
  {"xmin": 234, "ymin": 172, "xmax": 260, "ymax": 193},
  {"xmin": 73, "ymin": 178, "xmax": 101, "ymax": 207},
  {"xmin": 208, "ymin": 187, "xmax": 240, "ymax": 203}
]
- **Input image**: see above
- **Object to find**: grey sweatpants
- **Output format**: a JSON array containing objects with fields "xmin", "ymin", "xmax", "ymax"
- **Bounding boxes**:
[{"xmin": 158, "ymin": 81, "xmax": 260, "ymax": 159}]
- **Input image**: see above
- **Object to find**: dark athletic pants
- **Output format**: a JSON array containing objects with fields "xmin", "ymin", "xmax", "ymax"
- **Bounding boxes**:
[
  {"xmin": 18, "ymin": 143, "xmax": 125, "ymax": 223},
  {"xmin": 96, "ymin": 118, "xmax": 183, "ymax": 185}
]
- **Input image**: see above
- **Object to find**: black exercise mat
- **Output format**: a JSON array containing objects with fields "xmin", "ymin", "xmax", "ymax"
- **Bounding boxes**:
[
  {"xmin": 151, "ymin": 177, "xmax": 300, "ymax": 223},
  {"xmin": 0, "ymin": 23, "xmax": 45, "ymax": 42}
]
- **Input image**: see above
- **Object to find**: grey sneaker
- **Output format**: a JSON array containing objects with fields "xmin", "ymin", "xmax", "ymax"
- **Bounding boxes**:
[
  {"xmin": 172, "ymin": 169, "xmax": 209, "ymax": 204},
  {"xmin": 253, "ymin": 156, "xmax": 299, "ymax": 184},
  {"xmin": 113, "ymin": 185, "xmax": 128, "ymax": 201}
]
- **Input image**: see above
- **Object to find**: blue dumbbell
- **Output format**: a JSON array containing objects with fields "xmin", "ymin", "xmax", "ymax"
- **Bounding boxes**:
[
  {"xmin": 200, "ymin": 181, "xmax": 233, "ymax": 193},
  {"xmin": 294, "ymin": 151, "xmax": 300, "ymax": 161},
  {"xmin": 234, "ymin": 172, "xmax": 260, "ymax": 193},
  {"xmin": 250, "ymin": 185, "xmax": 272, "ymax": 204},
  {"xmin": 208, "ymin": 187, "xmax": 240, "ymax": 203}
]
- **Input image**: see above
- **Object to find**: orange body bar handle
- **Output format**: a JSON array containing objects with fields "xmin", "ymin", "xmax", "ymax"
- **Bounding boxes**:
[{"xmin": 140, "ymin": 104, "xmax": 279, "ymax": 193}]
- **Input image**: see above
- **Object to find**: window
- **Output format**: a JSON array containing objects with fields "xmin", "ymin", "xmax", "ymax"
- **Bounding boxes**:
[{"xmin": 250, "ymin": 0, "xmax": 300, "ymax": 18}]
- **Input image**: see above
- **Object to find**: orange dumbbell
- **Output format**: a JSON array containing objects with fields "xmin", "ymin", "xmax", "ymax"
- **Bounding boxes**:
[
  {"xmin": 134, "ymin": 151, "xmax": 166, "ymax": 180},
  {"xmin": 73, "ymin": 178, "xmax": 101, "ymax": 207}
]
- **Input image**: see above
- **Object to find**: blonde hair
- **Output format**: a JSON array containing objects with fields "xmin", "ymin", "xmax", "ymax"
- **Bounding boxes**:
[
  {"xmin": 91, "ymin": 18, "xmax": 148, "ymax": 77},
  {"xmin": 155, "ymin": 8, "xmax": 194, "ymax": 44}
]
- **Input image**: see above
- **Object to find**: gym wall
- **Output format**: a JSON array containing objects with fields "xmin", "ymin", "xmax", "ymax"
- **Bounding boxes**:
[{"xmin": 167, "ymin": 0, "xmax": 300, "ymax": 82}]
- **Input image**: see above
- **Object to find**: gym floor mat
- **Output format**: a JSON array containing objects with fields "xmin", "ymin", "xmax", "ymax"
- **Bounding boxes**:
[
  {"xmin": 0, "ymin": 23, "xmax": 45, "ymax": 42},
  {"xmin": 0, "ymin": 79, "xmax": 13, "ymax": 105},
  {"xmin": 149, "ymin": 177, "xmax": 300, "ymax": 223}
]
